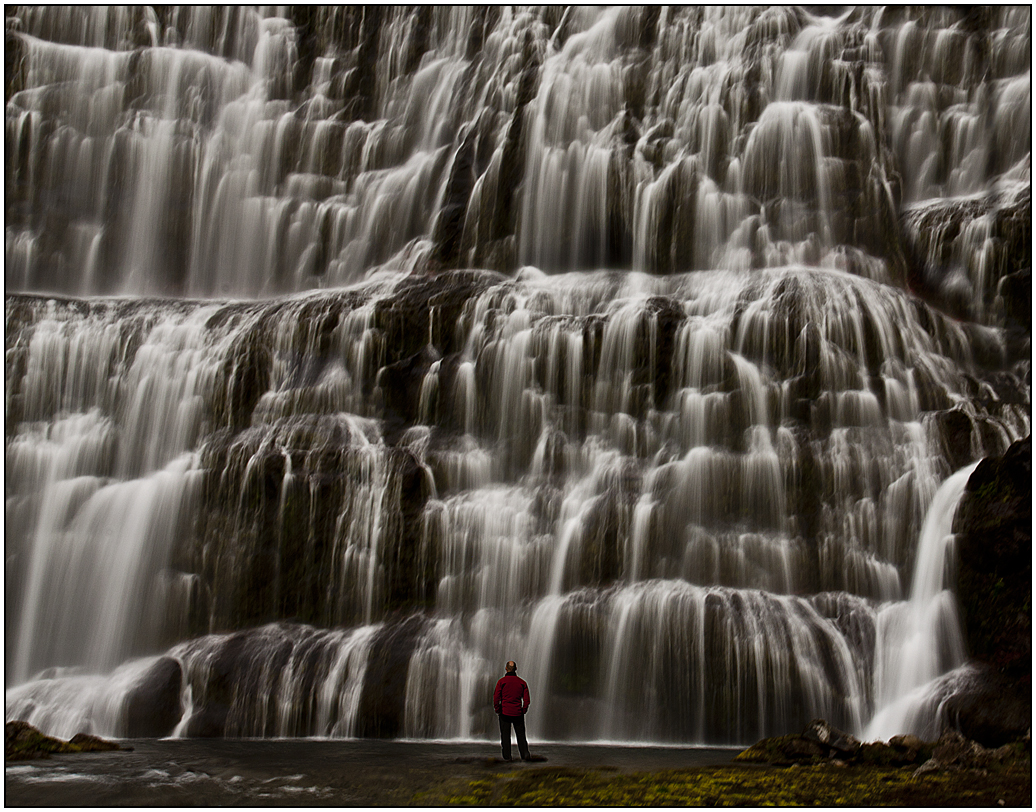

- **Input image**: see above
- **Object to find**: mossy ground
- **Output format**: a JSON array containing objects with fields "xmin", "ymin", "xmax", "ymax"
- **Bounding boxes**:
[{"xmin": 415, "ymin": 762, "xmax": 1031, "ymax": 807}]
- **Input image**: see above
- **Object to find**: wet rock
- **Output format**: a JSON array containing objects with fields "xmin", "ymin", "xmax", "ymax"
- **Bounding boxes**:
[
  {"xmin": 912, "ymin": 728, "xmax": 1015, "ymax": 775},
  {"xmin": 378, "ymin": 344, "xmax": 441, "ymax": 434},
  {"xmin": 218, "ymin": 337, "xmax": 272, "ymax": 432},
  {"xmin": 182, "ymin": 629, "xmax": 251, "ymax": 738},
  {"xmin": 577, "ymin": 483, "xmax": 632, "ymax": 587},
  {"xmin": 902, "ymin": 190, "xmax": 1031, "ymax": 327},
  {"xmin": 738, "ymin": 720, "xmax": 938, "ymax": 768},
  {"xmin": 802, "ymin": 718, "xmax": 861, "ymax": 756},
  {"xmin": 888, "ymin": 734, "xmax": 925, "ymax": 762},
  {"xmin": 68, "ymin": 732, "xmax": 122, "ymax": 752},
  {"xmin": 125, "ymin": 656, "xmax": 184, "ymax": 738},
  {"xmin": 955, "ymin": 437, "xmax": 1031, "ymax": 675},
  {"xmin": 357, "ymin": 615, "xmax": 427, "ymax": 739},
  {"xmin": 375, "ymin": 271, "xmax": 496, "ymax": 365},
  {"xmin": 934, "ymin": 407, "xmax": 978, "ymax": 471},
  {"xmin": 997, "ymin": 269, "xmax": 1031, "ymax": 362},
  {"xmin": 942, "ymin": 437, "xmax": 1031, "ymax": 749},
  {"xmin": 998, "ymin": 268, "xmax": 1031, "ymax": 331},
  {"xmin": 429, "ymin": 133, "xmax": 477, "ymax": 272},
  {"xmin": 941, "ymin": 665, "xmax": 1031, "ymax": 748}
]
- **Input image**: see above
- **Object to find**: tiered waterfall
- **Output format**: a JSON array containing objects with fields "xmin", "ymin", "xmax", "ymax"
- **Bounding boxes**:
[{"xmin": 5, "ymin": 6, "xmax": 1030, "ymax": 744}]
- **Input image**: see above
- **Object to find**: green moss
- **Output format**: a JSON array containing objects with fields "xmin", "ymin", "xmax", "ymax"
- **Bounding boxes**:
[{"xmin": 418, "ymin": 762, "xmax": 1032, "ymax": 807}]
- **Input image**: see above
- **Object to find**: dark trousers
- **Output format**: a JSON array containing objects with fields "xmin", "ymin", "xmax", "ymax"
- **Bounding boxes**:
[{"xmin": 498, "ymin": 714, "xmax": 530, "ymax": 760}]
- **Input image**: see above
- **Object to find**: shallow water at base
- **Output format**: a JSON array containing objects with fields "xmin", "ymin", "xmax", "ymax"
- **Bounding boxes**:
[{"xmin": 4, "ymin": 738, "xmax": 740, "ymax": 806}]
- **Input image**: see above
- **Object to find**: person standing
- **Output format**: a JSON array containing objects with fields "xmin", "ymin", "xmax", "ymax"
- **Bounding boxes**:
[{"xmin": 493, "ymin": 660, "xmax": 531, "ymax": 761}]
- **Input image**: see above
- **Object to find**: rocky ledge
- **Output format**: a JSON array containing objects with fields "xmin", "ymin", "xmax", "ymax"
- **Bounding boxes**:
[
  {"xmin": 737, "ymin": 719, "xmax": 1030, "ymax": 776},
  {"xmin": 5, "ymin": 720, "xmax": 128, "ymax": 761}
]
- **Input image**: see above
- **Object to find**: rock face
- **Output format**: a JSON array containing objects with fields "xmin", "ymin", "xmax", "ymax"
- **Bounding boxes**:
[{"xmin": 949, "ymin": 436, "xmax": 1032, "ymax": 746}]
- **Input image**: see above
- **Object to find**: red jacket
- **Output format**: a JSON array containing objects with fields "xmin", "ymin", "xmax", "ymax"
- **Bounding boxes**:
[{"xmin": 493, "ymin": 673, "xmax": 530, "ymax": 716}]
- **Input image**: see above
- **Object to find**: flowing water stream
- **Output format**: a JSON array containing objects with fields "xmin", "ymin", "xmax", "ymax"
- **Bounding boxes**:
[{"xmin": 5, "ymin": 6, "xmax": 1030, "ymax": 746}]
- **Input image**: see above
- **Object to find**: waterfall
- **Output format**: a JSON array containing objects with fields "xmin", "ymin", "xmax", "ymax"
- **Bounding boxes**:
[
  {"xmin": 5, "ymin": 6, "xmax": 1030, "ymax": 745},
  {"xmin": 864, "ymin": 461, "xmax": 979, "ymax": 741}
]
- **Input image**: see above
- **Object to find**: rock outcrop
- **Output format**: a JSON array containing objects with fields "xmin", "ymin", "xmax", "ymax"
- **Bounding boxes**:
[
  {"xmin": 736, "ymin": 719, "xmax": 1028, "ymax": 775},
  {"xmin": 5, "ymin": 721, "xmax": 125, "ymax": 761},
  {"xmin": 949, "ymin": 436, "xmax": 1032, "ymax": 746}
]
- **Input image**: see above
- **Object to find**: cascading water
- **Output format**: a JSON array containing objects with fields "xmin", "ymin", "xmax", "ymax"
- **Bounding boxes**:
[
  {"xmin": 5, "ymin": 7, "xmax": 1030, "ymax": 745},
  {"xmin": 864, "ymin": 461, "xmax": 979, "ymax": 741}
]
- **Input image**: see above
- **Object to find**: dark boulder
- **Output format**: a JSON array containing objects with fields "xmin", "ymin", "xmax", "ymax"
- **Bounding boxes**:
[
  {"xmin": 429, "ymin": 133, "xmax": 477, "ymax": 272},
  {"xmin": 934, "ymin": 407, "xmax": 978, "ymax": 471},
  {"xmin": 182, "ymin": 629, "xmax": 253, "ymax": 738},
  {"xmin": 945, "ymin": 437, "xmax": 1031, "ymax": 747},
  {"xmin": 954, "ymin": 437, "xmax": 1031, "ymax": 674},
  {"xmin": 913, "ymin": 728, "xmax": 1023, "ymax": 775},
  {"xmin": 356, "ymin": 615, "xmax": 427, "ymax": 738},
  {"xmin": 377, "ymin": 344, "xmax": 441, "ymax": 436},
  {"xmin": 125, "ymin": 656, "xmax": 184, "ymax": 738},
  {"xmin": 941, "ymin": 665, "xmax": 1031, "ymax": 748}
]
